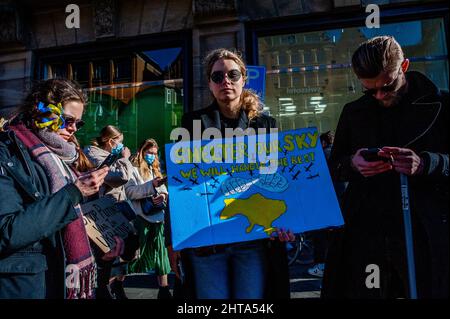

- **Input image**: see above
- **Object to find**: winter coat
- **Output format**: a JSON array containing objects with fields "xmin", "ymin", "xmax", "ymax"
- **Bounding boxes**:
[
  {"xmin": 84, "ymin": 145, "xmax": 134, "ymax": 202},
  {"xmin": 0, "ymin": 130, "xmax": 83, "ymax": 298},
  {"xmin": 125, "ymin": 166, "xmax": 168, "ymax": 223},
  {"xmin": 322, "ymin": 71, "xmax": 449, "ymax": 299}
]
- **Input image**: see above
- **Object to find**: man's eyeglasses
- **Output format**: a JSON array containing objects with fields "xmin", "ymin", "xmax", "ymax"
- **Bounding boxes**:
[
  {"xmin": 62, "ymin": 115, "xmax": 85, "ymax": 129},
  {"xmin": 210, "ymin": 69, "xmax": 242, "ymax": 84},
  {"xmin": 362, "ymin": 71, "xmax": 402, "ymax": 96}
]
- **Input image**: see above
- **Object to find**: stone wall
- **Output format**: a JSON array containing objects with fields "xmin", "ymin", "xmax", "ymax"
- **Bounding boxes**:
[{"xmin": 0, "ymin": 0, "xmax": 443, "ymax": 115}]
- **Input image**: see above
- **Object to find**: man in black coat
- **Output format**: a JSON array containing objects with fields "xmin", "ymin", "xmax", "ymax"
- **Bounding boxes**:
[{"xmin": 322, "ymin": 36, "xmax": 448, "ymax": 298}]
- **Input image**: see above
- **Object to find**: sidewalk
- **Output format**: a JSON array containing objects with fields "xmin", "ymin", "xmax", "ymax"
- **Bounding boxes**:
[{"xmin": 123, "ymin": 259, "xmax": 321, "ymax": 299}]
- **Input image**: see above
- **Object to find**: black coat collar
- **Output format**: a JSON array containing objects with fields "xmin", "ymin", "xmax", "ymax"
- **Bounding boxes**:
[{"xmin": 201, "ymin": 101, "xmax": 250, "ymax": 130}]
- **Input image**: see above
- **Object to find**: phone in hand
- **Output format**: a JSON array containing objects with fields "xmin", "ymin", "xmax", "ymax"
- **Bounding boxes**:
[
  {"xmin": 97, "ymin": 152, "xmax": 121, "ymax": 169},
  {"xmin": 360, "ymin": 148, "xmax": 389, "ymax": 162}
]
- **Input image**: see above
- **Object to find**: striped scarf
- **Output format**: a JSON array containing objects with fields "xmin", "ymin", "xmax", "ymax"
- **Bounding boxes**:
[{"xmin": 10, "ymin": 123, "xmax": 96, "ymax": 299}]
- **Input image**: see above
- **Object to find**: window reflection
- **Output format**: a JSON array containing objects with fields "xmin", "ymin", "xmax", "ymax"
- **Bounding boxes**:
[
  {"xmin": 44, "ymin": 47, "xmax": 184, "ymax": 161},
  {"xmin": 258, "ymin": 18, "xmax": 448, "ymax": 133}
]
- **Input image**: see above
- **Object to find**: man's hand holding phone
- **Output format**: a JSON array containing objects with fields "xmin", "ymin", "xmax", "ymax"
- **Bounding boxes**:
[
  {"xmin": 379, "ymin": 146, "xmax": 424, "ymax": 176},
  {"xmin": 351, "ymin": 148, "xmax": 393, "ymax": 177}
]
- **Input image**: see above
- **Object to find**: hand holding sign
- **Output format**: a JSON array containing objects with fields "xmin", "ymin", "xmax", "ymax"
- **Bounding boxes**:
[{"xmin": 101, "ymin": 236, "xmax": 125, "ymax": 261}]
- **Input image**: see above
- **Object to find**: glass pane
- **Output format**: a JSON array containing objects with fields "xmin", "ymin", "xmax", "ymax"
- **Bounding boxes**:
[
  {"xmin": 72, "ymin": 62, "xmax": 89, "ymax": 87},
  {"xmin": 113, "ymin": 57, "xmax": 132, "ymax": 83},
  {"xmin": 75, "ymin": 47, "xmax": 184, "ymax": 169},
  {"xmin": 258, "ymin": 18, "xmax": 448, "ymax": 133},
  {"xmin": 48, "ymin": 64, "xmax": 67, "ymax": 79},
  {"xmin": 92, "ymin": 60, "xmax": 110, "ymax": 86}
]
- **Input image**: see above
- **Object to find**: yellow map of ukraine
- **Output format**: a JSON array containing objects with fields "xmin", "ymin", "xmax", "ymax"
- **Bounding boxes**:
[{"xmin": 219, "ymin": 193, "xmax": 287, "ymax": 235}]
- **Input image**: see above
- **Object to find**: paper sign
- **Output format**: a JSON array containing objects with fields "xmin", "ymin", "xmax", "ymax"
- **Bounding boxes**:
[
  {"xmin": 82, "ymin": 197, "xmax": 135, "ymax": 253},
  {"xmin": 165, "ymin": 127, "xmax": 344, "ymax": 250}
]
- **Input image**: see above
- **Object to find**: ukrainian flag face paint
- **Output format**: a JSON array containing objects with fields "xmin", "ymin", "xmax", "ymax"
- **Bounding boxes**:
[{"xmin": 34, "ymin": 102, "xmax": 65, "ymax": 132}]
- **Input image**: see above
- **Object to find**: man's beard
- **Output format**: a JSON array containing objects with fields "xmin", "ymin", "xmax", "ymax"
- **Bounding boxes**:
[
  {"xmin": 378, "ymin": 93, "xmax": 402, "ymax": 107},
  {"xmin": 378, "ymin": 79, "xmax": 408, "ymax": 108}
]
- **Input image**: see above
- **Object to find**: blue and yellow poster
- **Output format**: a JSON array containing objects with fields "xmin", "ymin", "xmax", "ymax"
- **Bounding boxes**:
[{"xmin": 165, "ymin": 127, "xmax": 344, "ymax": 250}]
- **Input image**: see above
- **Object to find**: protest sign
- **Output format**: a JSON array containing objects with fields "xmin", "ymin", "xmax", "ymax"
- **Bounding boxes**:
[
  {"xmin": 166, "ymin": 127, "xmax": 344, "ymax": 250},
  {"xmin": 82, "ymin": 197, "xmax": 135, "ymax": 253}
]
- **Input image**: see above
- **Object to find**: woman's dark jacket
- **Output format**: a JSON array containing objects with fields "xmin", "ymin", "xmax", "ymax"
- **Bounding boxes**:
[
  {"xmin": 322, "ymin": 71, "xmax": 448, "ymax": 298},
  {"xmin": 0, "ymin": 129, "xmax": 83, "ymax": 299},
  {"xmin": 173, "ymin": 101, "xmax": 290, "ymax": 299}
]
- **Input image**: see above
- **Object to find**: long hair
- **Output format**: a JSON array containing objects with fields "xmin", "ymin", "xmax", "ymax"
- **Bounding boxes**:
[
  {"xmin": 351, "ymin": 36, "xmax": 404, "ymax": 79},
  {"xmin": 20, "ymin": 79, "xmax": 86, "ymax": 125},
  {"xmin": 91, "ymin": 125, "xmax": 122, "ymax": 149},
  {"xmin": 204, "ymin": 48, "xmax": 262, "ymax": 121},
  {"xmin": 131, "ymin": 138, "xmax": 162, "ymax": 181},
  {"xmin": 69, "ymin": 135, "xmax": 96, "ymax": 173}
]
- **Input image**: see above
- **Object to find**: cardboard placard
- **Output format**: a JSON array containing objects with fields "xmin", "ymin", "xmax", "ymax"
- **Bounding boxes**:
[
  {"xmin": 82, "ymin": 197, "xmax": 135, "ymax": 253},
  {"xmin": 165, "ymin": 127, "xmax": 344, "ymax": 250}
]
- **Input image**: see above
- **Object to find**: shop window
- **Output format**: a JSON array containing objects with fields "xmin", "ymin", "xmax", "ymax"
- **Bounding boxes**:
[
  {"xmin": 43, "ymin": 47, "xmax": 184, "ymax": 161},
  {"xmin": 257, "ymin": 18, "xmax": 448, "ymax": 133}
]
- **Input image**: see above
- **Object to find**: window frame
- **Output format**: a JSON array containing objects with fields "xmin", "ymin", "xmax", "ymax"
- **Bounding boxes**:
[
  {"xmin": 32, "ymin": 30, "xmax": 193, "ymax": 114},
  {"xmin": 245, "ymin": 2, "xmax": 448, "ymax": 66}
]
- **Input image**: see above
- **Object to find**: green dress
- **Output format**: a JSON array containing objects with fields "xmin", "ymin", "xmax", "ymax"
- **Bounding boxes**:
[
  {"xmin": 128, "ymin": 217, "xmax": 171, "ymax": 276},
  {"xmin": 126, "ymin": 167, "xmax": 171, "ymax": 276}
]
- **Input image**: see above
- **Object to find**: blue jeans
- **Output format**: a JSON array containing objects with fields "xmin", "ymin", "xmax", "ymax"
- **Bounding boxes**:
[{"xmin": 187, "ymin": 240, "xmax": 267, "ymax": 299}]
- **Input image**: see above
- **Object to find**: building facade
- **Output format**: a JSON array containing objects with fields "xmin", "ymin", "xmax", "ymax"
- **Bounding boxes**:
[{"xmin": 0, "ymin": 0, "xmax": 448, "ymax": 153}]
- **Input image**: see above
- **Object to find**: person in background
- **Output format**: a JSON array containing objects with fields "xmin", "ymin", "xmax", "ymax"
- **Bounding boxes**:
[
  {"xmin": 125, "ymin": 138, "xmax": 172, "ymax": 299},
  {"xmin": 0, "ymin": 79, "xmax": 110, "ymax": 298},
  {"xmin": 307, "ymin": 131, "xmax": 346, "ymax": 278},
  {"xmin": 84, "ymin": 125, "xmax": 136, "ymax": 299}
]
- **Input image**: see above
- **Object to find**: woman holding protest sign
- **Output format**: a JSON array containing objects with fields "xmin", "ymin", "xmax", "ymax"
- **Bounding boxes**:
[
  {"xmin": 0, "ymin": 79, "xmax": 122, "ymax": 298},
  {"xmin": 125, "ymin": 138, "xmax": 172, "ymax": 299},
  {"xmin": 177, "ymin": 48, "xmax": 294, "ymax": 299}
]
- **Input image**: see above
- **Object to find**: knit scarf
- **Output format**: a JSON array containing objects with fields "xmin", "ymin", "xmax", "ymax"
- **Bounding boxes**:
[{"xmin": 10, "ymin": 123, "xmax": 96, "ymax": 299}]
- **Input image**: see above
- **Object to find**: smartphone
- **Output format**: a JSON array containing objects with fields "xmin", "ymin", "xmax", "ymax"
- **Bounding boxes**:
[
  {"xmin": 360, "ymin": 148, "xmax": 389, "ymax": 162},
  {"xmin": 97, "ymin": 152, "xmax": 121, "ymax": 169}
]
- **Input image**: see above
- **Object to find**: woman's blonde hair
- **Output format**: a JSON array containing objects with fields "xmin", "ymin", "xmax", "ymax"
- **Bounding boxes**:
[
  {"xmin": 91, "ymin": 125, "xmax": 122, "ymax": 149},
  {"xmin": 131, "ymin": 138, "xmax": 162, "ymax": 181},
  {"xmin": 204, "ymin": 48, "xmax": 262, "ymax": 120}
]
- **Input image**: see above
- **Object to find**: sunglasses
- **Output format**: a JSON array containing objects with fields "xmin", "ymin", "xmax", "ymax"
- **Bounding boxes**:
[
  {"xmin": 362, "ymin": 71, "xmax": 402, "ymax": 96},
  {"xmin": 210, "ymin": 69, "xmax": 242, "ymax": 84},
  {"xmin": 62, "ymin": 115, "xmax": 85, "ymax": 129}
]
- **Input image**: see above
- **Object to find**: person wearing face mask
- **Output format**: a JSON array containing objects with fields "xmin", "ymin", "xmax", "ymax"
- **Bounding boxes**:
[
  {"xmin": 84, "ymin": 125, "xmax": 138, "ymax": 299},
  {"xmin": 84, "ymin": 125, "xmax": 134, "ymax": 202},
  {"xmin": 0, "ymin": 79, "xmax": 114, "ymax": 298},
  {"xmin": 125, "ymin": 138, "xmax": 172, "ymax": 299}
]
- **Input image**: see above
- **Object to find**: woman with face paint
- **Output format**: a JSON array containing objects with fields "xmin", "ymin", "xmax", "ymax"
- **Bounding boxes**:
[
  {"xmin": 0, "ymin": 79, "xmax": 111, "ymax": 298},
  {"xmin": 125, "ymin": 138, "xmax": 172, "ymax": 299}
]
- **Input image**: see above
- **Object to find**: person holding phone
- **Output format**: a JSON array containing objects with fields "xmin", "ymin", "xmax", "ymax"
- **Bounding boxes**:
[
  {"xmin": 322, "ymin": 36, "xmax": 448, "ymax": 299},
  {"xmin": 125, "ymin": 138, "xmax": 172, "ymax": 299},
  {"xmin": 84, "ymin": 125, "xmax": 134, "ymax": 201},
  {"xmin": 0, "ymin": 79, "xmax": 116, "ymax": 298},
  {"xmin": 84, "ymin": 125, "xmax": 139, "ymax": 298}
]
